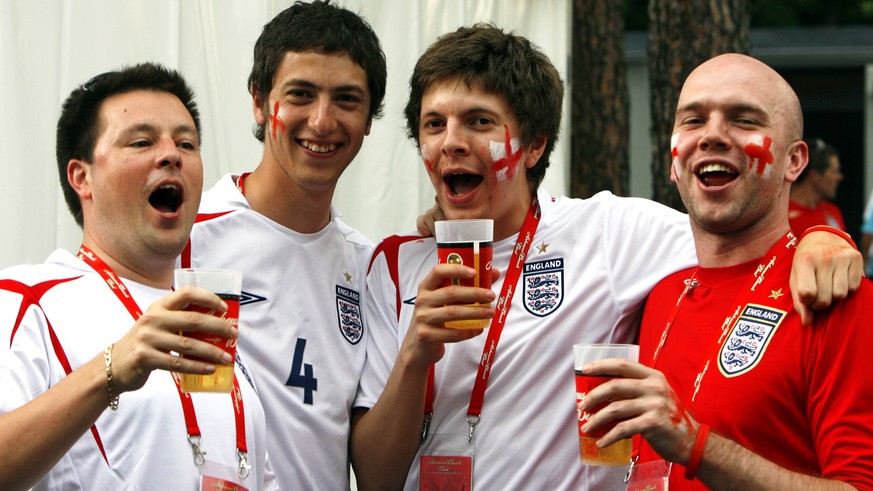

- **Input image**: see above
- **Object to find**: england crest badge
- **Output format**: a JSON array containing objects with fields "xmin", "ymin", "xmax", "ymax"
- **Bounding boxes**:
[
  {"xmin": 523, "ymin": 258, "xmax": 564, "ymax": 317},
  {"xmin": 718, "ymin": 303, "xmax": 785, "ymax": 377},
  {"xmin": 336, "ymin": 285, "xmax": 364, "ymax": 345}
]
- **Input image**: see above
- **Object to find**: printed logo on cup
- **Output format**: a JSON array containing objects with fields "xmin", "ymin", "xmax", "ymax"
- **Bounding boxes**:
[
  {"xmin": 186, "ymin": 292, "xmax": 240, "ymax": 357},
  {"xmin": 437, "ymin": 241, "xmax": 494, "ymax": 289}
]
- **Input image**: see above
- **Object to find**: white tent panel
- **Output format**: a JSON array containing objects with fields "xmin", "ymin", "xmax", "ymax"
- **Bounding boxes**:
[{"xmin": 0, "ymin": 0, "xmax": 569, "ymax": 269}]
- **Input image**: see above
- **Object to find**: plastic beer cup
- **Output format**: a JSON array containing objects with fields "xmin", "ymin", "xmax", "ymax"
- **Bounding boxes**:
[
  {"xmin": 573, "ymin": 343, "xmax": 639, "ymax": 465},
  {"xmin": 174, "ymin": 268, "xmax": 242, "ymax": 392},
  {"xmin": 434, "ymin": 219, "xmax": 494, "ymax": 329}
]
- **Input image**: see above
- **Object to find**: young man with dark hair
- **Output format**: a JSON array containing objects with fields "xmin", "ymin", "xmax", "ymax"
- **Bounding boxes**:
[{"xmin": 180, "ymin": 1, "xmax": 387, "ymax": 488}]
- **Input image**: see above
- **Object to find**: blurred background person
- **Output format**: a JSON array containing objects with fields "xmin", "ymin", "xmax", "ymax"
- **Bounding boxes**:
[{"xmin": 789, "ymin": 137, "xmax": 846, "ymax": 233}]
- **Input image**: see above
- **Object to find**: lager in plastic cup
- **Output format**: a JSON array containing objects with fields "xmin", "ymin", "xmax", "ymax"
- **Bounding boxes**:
[
  {"xmin": 435, "ymin": 219, "xmax": 493, "ymax": 329},
  {"xmin": 174, "ymin": 268, "xmax": 242, "ymax": 392},
  {"xmin": 573, "ymin": 343, "xmax": 639, "ymax": 465}
]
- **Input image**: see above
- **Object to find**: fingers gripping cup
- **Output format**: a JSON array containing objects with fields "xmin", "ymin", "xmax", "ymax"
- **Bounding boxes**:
[
  {"xmin": 435, "ymin": 219, "xmax": 494, "ymax": 329},
  {"xmin": 573, "ymin": 343, "xmax": 639, "ymax": 466},
  {"xmin": 174, "ymin": 268, "xmax": 242, "ymax": 393}
]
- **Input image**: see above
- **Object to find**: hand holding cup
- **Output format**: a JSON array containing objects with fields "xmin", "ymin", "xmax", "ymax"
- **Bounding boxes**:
[
  {"xmin": 573, "ymin": 343, "xmax": 639, "ymax": 466},
  {"xmin": 174, "ymin": 268, "xmax": 242, "ymax": 393},
  {"xmin": 435, "ymin": 219, "xmax": 494, "ymax": 329}
]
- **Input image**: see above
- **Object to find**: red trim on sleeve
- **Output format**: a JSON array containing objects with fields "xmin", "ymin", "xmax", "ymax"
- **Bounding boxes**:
[{"xmin": 369, "ymin": 235, "xmax": 425, "ymax": 320}]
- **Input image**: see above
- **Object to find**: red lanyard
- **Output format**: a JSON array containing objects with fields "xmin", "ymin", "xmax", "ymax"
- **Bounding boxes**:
[
  {"xmin": 77, "ymin": 246, "xmax": 251, "ymax": 478},
  {"xmin": 629, "ymin": 232, "xmax": 798, "ymax": 471},
  {"xmin": 649, "ymin": 232, "xmax": 797, "ymax": 405},
  {"xmin": 424, "ymin": 199, "xmax": 542, "ymax": 442},
  {"xmin": 235, "ymin": 172, "xmax": 251, "ymax": 197}
]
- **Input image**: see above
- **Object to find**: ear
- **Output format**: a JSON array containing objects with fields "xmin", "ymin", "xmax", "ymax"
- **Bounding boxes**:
[
  {"xmin": 784, "ymin": 140, "xmax": 808, "ymax": 183},
  {"xmin": 67, "ymin": 159, "xmax": 92, "ymax": 200},
  {"xmin": 524, "ymin": 134, "xmax": 548, "ymax": 169},
  {"xmin": 364, "ymin": 117, "xmax": 372, "ymax": 136},
  {"xmin": 251, "ymin": 84, "xmax": 267, "ymax": 126}
]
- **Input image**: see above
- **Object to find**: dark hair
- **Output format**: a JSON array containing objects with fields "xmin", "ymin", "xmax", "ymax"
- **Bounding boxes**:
[
  {"xmin": 798, "ymin": 137, "xmax": 838, "ymax": 183},
  {"xmin": 248, "ymin": 0, "xmax": 387, "ymax": 142},
  {"xmin": 404, "ymin": 23, "xmax": 564, "ymax": 192},
  {"xmin": 56, "ymin": 62, "xmax": 200, "ymax": 227}
]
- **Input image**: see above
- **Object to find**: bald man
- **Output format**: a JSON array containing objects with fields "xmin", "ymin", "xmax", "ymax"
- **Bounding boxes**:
[{"xmin": 579, "ymin": 54, "xmax": 873, "ymax": 490}]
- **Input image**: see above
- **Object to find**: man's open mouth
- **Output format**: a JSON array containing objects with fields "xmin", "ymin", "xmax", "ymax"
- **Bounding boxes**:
[
  {"xmin": 697, "ymin": 163, "xmax": 737, "ymax": 187},
  {"xmin": 445, "ymin": 173, "xmax": 483, "ymax": 196},
  {"xmin": 149, "ymin": 184, "xmax": 183, "ymax": 213}
]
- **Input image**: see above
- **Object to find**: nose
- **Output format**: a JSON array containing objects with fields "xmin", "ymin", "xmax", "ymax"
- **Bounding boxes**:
[
  {"xmin": 698, "ymin": 117, "xmax": 731, "ymax": 152},
  {"xmin": 157, "ymin": 138, "xmax": 182, "ymax": 168},
  {"xmin": 309, "ymin": 97, "xmax": 338, "ymax": 135},
  {"xmin": 440, "ymin": 120, "xmax": 470, "ymax": 157}
]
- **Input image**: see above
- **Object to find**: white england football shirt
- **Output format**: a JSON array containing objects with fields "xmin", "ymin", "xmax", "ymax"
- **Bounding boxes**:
[
  {"xmin": 359, "ymin": 190, "xmax": 697, "ymax": 490},
  {"xmin": 0, "ymin": 250, "xmax": 276, "ymax": 490},
  {"xmin": 184, "ymin": 174, "xmax": 372, "ymax": 490}
]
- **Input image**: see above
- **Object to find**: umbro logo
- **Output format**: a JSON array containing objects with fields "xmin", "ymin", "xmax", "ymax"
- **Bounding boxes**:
[
  {"xmin": 403, "ymin": 296, "xmax": 416, "ymax": 306},
  {"xmin": 240, "ymin": 290, "xmax": 267, "ymax": 306}
]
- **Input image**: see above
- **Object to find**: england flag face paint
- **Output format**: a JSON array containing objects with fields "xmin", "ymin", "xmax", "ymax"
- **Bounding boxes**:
[
  {"xmin": 489, "ymin": 125, "xmax": 522, "ymax": 182},
  {"xmin": 744, "ymin": 134, "xmax": 774, "ymax": 179},
  {"xmin": 270, "ymin": 100, "xmax": 288, "ymax": 141},
  {"xmin": 671, "ymin": 133, "xmax": 682, "ymax": 178}
]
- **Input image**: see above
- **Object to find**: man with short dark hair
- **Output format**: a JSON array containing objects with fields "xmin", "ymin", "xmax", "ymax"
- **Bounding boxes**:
[
  {"xmin": 789, "ymin": 137, "xmax": 846, "ymax": 233},
  {"xmin": 0, "ymin": 62, "xmax": 276, "ymax": 490},
  {"xmin": 180, "ymin": 1, "xmax": 387, "ymax": 488}
]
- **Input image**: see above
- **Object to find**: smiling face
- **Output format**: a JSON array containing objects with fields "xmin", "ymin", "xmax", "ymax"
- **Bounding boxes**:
[
  {"xmin": 253, "ymin": 50, "xmax": 371, "ymax": 196},
  {"xmin": 418, "ymin": 78, "xmax": 545, "ymax": 241},
  {"xmin": 670, "ymin": 54, "xmax": 806, "ymax": 239},
  {"xmin": 72, "ymin": 89, "xmax": 203, "ymax": 268}
]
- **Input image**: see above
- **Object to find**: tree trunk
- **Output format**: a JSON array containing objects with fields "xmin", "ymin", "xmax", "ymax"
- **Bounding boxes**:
[
  {"xmin": 647, "ymin": 0, "xmax": 751, "ymax": 210},
  {"xmin": 570, "ymin": 0, "xmax": 629, "ymax": 198}
]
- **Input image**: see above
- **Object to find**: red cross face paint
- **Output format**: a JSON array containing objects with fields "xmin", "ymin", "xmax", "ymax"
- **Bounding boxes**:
[
  {"xmin": 671, "ymin": 133, "xmax": 682, "ymax": 179},
  {"xmin": 744, "ymin": 134, "xmax": 774, "ymax": 178},
  {"xmin": 490, "ymin": 125, "xmax": 522, "ymax": 182},
  {"xmin": 270, "ymin": 100, "xmax": 287, "ymax": 140},
  {"xmin": 421, "ymin": 144, "xmax": 434, "ymax": 174}
]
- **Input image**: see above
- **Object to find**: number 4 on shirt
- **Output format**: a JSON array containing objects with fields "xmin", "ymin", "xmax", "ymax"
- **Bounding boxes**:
[{"xmin": 286, "ymin": 338, "xmax": 317, "ymax": 404}]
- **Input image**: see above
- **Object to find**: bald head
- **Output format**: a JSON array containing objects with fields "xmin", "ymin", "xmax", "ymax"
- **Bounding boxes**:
[
  {"xmin": 670, "ymin": 53, "xmax": 810, "ymax": 266},
  {"xmin": 678, "ymin": 53, "xmax": 803, "ymax": 142}
]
